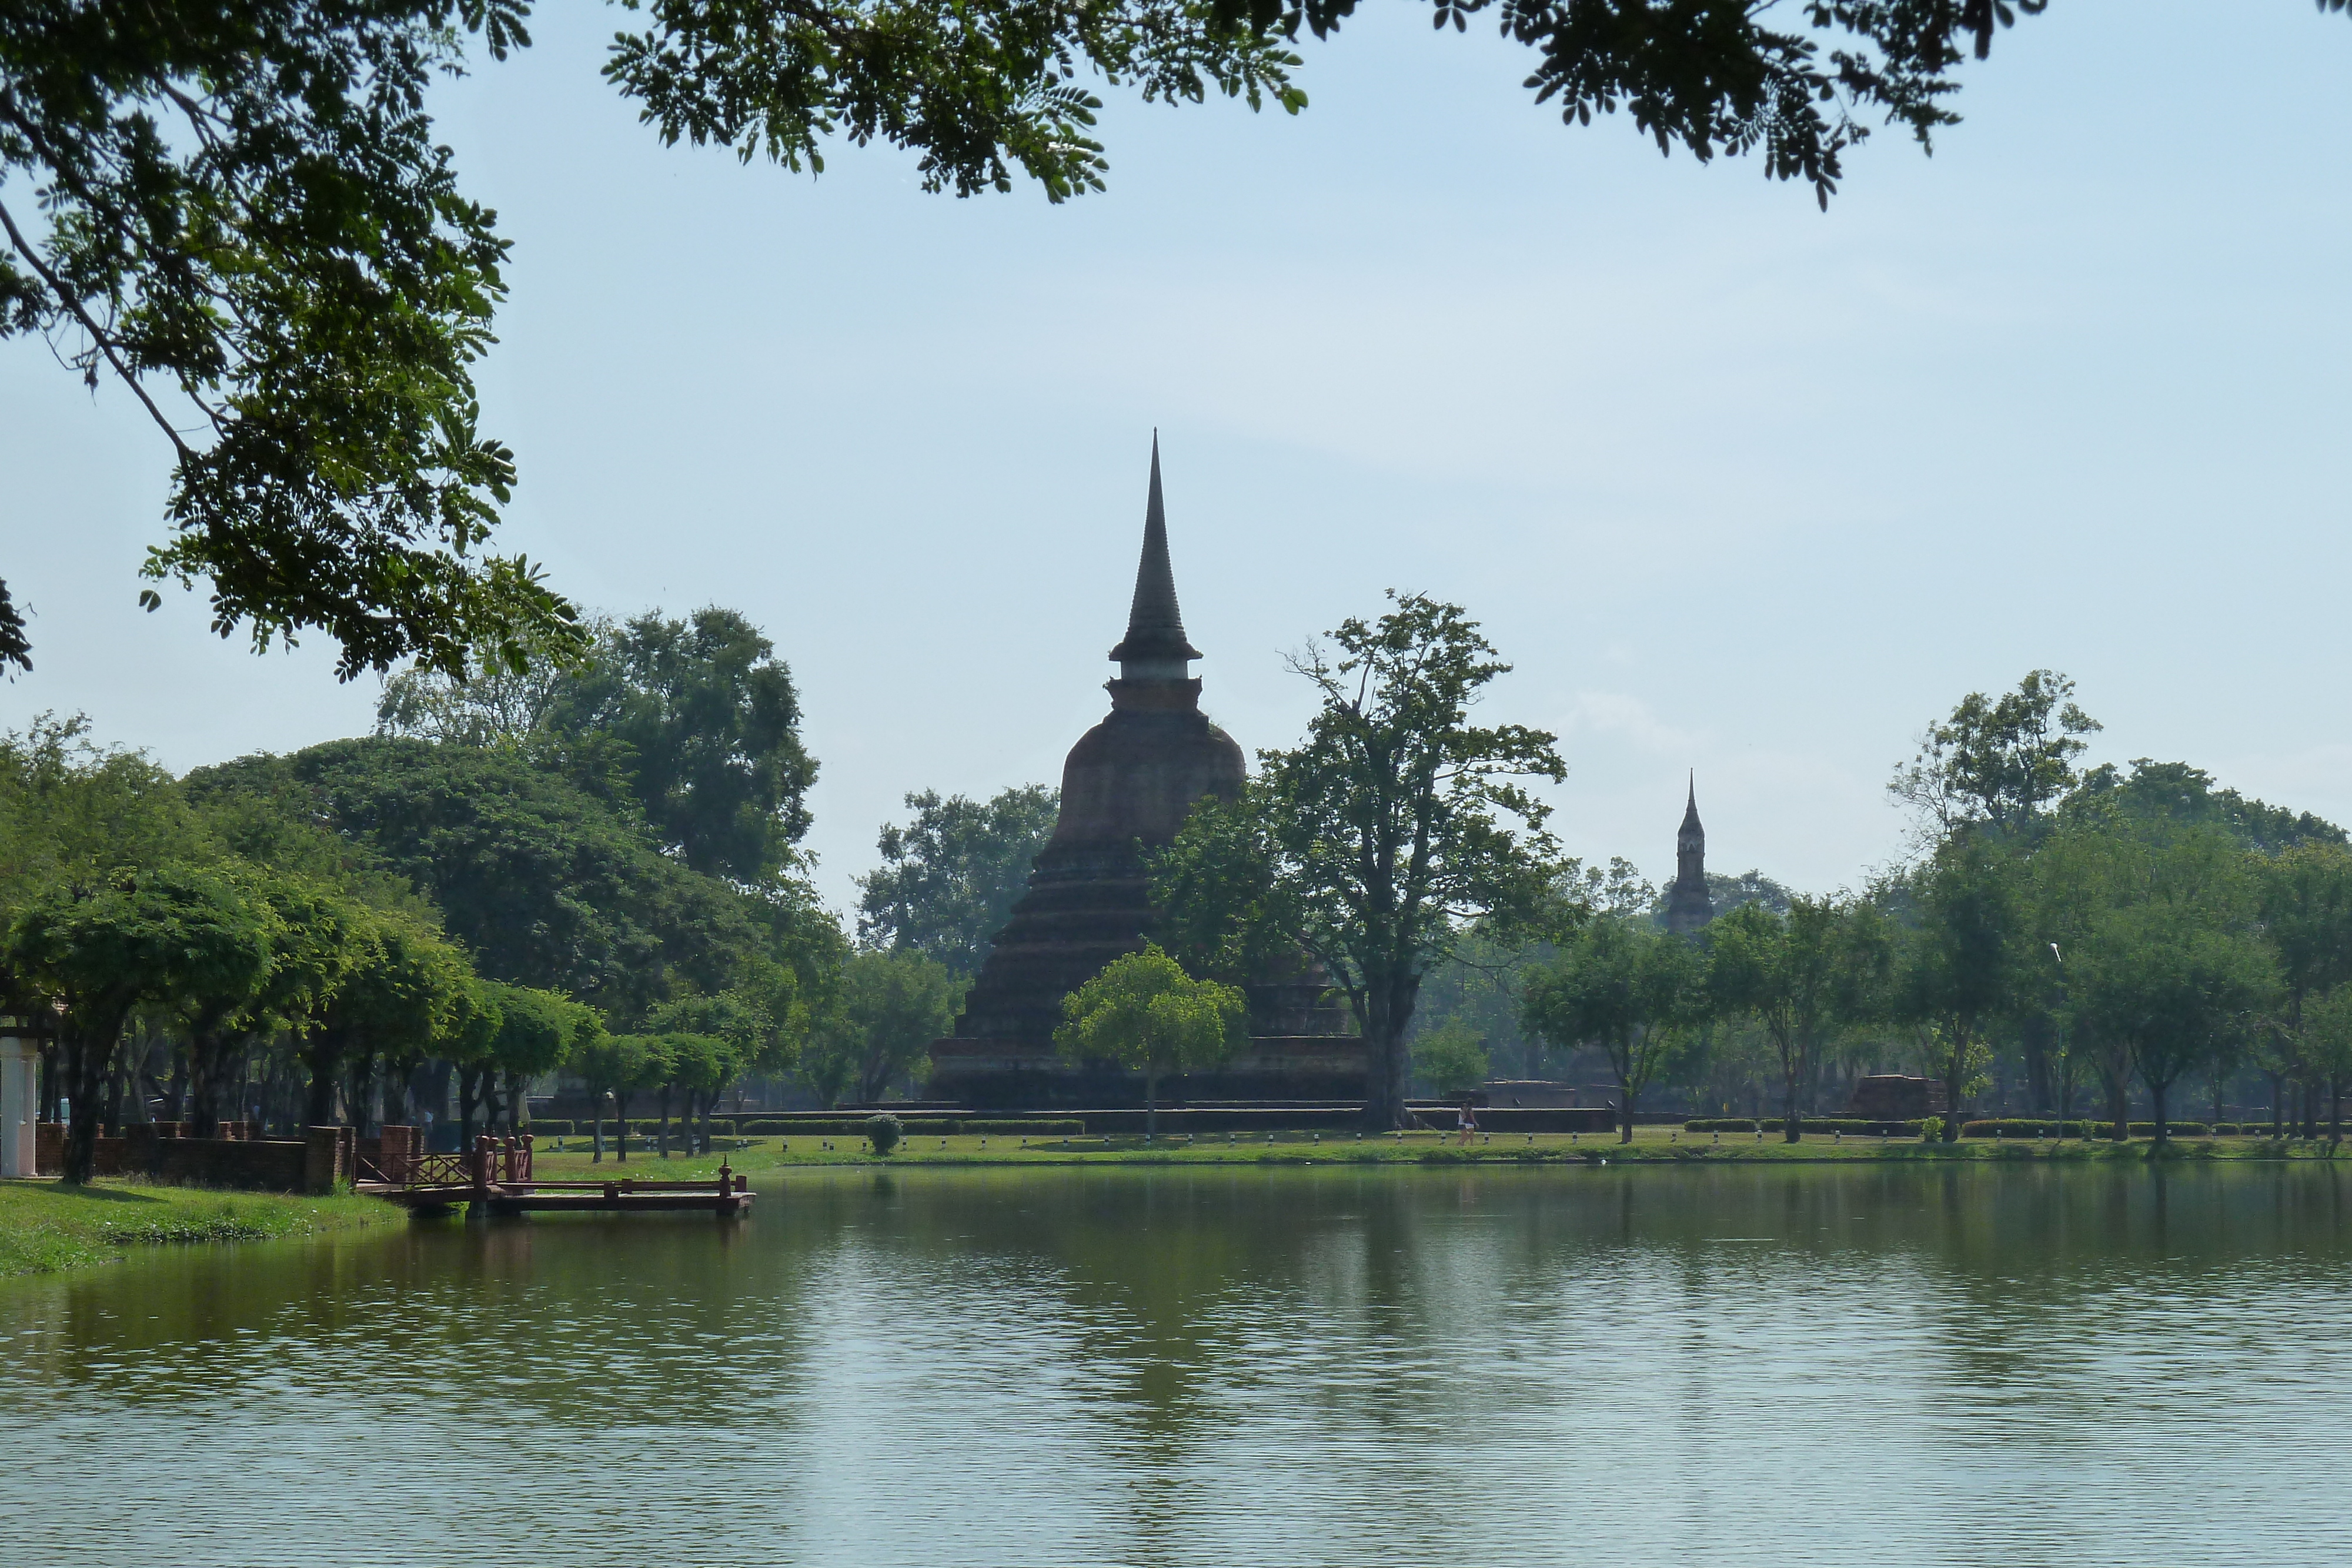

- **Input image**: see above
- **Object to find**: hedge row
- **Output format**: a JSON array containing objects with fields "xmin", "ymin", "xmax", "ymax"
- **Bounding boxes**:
[
  {"xmin": 1960, "ymin": 1119, "xmax": 2240, "ymax": 1137},
  {"xmin": 730, "ymin": 1118, "xmax": 1087, "ymax": 1138},
  {"xmin": 1684, "ymin": 1118, "xmax": 1922, "ymax": 1135},
  {"xmin": 526, "ymin": 1121, "xmax": 737, "ymax": 1139},
  {"xmin": 1960, "ymin": 1120, "xmax": 2098, "ymax": 1138}
]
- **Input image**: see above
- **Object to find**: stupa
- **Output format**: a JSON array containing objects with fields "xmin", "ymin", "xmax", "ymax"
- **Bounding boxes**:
[
  {"xmin": 1663, "ymin": 773, "xmax": 1715, "ymax": 935},
  {"xmin": 927, "ymin": 440, "xmax": 1362, "ymax": 1108}
]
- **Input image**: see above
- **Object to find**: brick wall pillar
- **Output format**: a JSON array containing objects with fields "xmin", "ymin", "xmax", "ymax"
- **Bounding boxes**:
[
  {"xmin": 377, "ymin": 1125, "xmax": 417, "ymax": 1182},
  {"xmin": 303, "ymin": 1126, "xmax": 349, "ymax": 1194}
]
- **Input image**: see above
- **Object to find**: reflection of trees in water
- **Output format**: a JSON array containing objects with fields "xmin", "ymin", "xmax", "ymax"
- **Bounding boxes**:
[
  {"xmin": 8, "ymin": 1162, "xmax": 2349, "ymax": 1557},
  {"xmin": 3, "ymin": 1211, "xmax": 826, "ymax": 1435}
]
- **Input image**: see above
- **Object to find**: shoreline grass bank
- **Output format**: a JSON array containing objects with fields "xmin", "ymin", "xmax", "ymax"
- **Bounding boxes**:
[
  {"xmin": 0, "ymin": 1179, "xmax": 403, "ymax": 1280},
  {"xmin": 522, "ymin": 1125, "xmax": 2343, "ymax": 1179}
]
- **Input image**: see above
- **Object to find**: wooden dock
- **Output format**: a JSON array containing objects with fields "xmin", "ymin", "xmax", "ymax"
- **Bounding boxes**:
[{"xmin": 357, "ymin": 1134, "xmax": 751, "ymax": 1217}]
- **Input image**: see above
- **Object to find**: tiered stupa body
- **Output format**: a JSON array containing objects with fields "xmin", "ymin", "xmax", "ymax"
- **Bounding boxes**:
[{"xmin": 928, "ymin": 442, "xmax": 1361, "ymax": 1108}]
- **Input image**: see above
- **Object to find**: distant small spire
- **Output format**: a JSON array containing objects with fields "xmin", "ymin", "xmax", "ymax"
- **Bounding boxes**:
[
  {"xmin": 1108, "ymin": 431, "xmax": 1203, "ymax": 677},
  {"xmin": 1682, "ymin": 770, "xmax": 1702, "ymax": 830}
]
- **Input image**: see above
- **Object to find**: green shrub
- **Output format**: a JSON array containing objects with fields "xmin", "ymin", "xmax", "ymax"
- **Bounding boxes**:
[
  {"xmin": 1684, "ymin": 1119, "xmax": 1759, "ymax": 1133},
  {"xmin": 865, "ymin": 1114, "xmax": 903, "ymax": 1155},
  {"xmin": 1919, "ymin": 1116, "xmax": 1945, "ymax": 1141},
  {"xmin": 526, "ymin": 1121, "xmax": 573, "ymax": 1137},
  {"xmin": 731, "ymin": 1116, "xmax": 1087, "ymax": 1138},
  {"xmin": 2128, "ymin": 1121, "xmax": 2210, "ymax": 1136}
]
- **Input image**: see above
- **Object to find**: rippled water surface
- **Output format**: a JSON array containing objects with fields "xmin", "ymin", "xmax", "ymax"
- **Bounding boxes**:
[{"xmin": 4, "ymin": 1163, "xmax": 2348, "ymax": 1566}]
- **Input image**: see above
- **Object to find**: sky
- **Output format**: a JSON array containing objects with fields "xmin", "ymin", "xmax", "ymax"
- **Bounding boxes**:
[{"xmin": 5, "ymin": 1, "xmax": 2350, "ymax": 917}]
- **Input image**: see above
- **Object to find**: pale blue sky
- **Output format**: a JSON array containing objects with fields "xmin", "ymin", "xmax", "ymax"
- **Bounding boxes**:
[{"xmin": 5, "ymin": 1, "xmax": 2348, "ymax": 914}]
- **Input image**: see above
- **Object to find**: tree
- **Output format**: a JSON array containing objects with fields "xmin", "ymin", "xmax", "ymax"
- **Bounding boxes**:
[
  {"xmin": 573, "ymin": 1031, "xmax": 670, "ymax": 1162},
  {"xmin": 803, "ymin": 948, "xmax": 960, "ymax": 1107},
  {"xmin": 185, "ymin": 738, "xmax": 786, "ymax": 1021},
  {"xmin": 1892, "ymin": 835, "xmax": 2022, "ymax": 1141},
  {"xmin": 379, "ymin": 606, "xmax": 818, "ymax": 884},
  {"xmin": 1, "ymin": 0, "xmax": 577, "ymax": 680},
  {"xmin": 22, "ymin": 6, "xmax": 2352, "ymax": 680},
  {"xmin": 2066, "ymin": 760, "xmax": 2344, "ymax": 854},
  {"xmin": 1705, "ymin": 895, "xmax": 1880, "ymax": 1143},
  {"xmin": 1054, "ymin": 945, "xmax": 1245, "ymax": 1138},
  {"xmin": 614, "ymin": 0, "xmax": 2119, "ymax": 210},
  {"xmin": 5, "ymin": 865, "xmax": 269, "ymax": 1182},
  {"xmin": 540, "ymin": 609, "xmax": 816, "ymax": 882},
  {"xmin": 2253, "ymin": 843, "xmax": 2352, "ymax": 1132},
  {"xmin": 1410, "ymin": 1016, "xmax": 1490, "ymax": 1099},
  {"xmin": 649, "ymin": 989, "xmax": 774, "ymax": 1145},
  {"xmin": 1888, "ymin": 670, "xmax": 2101, "ymax": 847},
  {"xmin": 1521, "ymin": 915, "xmax": 1696, "ymax": 1143},
  {"xmin": 2297, "ymin": 985, "xmax": 2352, "ymax": 1145},
  {"xmin": 856, "ymin": 785, "xmax": 1061, "ymax": 976},
  {"xmin": 303, "ymin": 905, "xmax": 473, "ymax": 1129},
  {"xmin": 2071, "ymin": 905, "xmax": 2272, "ymax": 1148},
  {"xmin": 2059, "ymin": 826, "xmax": 2272, "ymax": 1147},
  {"xmin": 468, "ymin": 981, "xmax": 586, "ymax": 1134},
  {"xmin": 1153, "ymin": 593, "xmax": 1565, "ymax": 1129},
  {"xmin": 373, "ymin": 617, "xmax": 596, "ymax": 746},
  {"xmin": 654, "ymin": 1029, "xmax": 743, "ymax": 1155},
  {"xmin": 170, "ymin": 868, "xmax": 358, "ymax": 1141}
]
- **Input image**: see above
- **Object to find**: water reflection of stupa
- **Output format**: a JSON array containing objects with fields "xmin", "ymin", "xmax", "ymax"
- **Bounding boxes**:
[{"xmin": 926, "ymin": 440, "xmax": 1363, "ymax": 1109}]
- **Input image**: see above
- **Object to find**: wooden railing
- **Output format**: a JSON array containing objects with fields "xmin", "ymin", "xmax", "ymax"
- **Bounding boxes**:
[{"xmin": 363, "ymin": 1134, "xmax": 533, "ymax": 1189}]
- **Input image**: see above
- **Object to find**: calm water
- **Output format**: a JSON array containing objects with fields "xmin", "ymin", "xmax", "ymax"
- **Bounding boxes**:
[{"xmin": 4, "ymin": 1163, "xmax": 2348, "ymax": 1566}]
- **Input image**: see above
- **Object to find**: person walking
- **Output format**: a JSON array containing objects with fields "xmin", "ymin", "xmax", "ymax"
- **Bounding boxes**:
[{"xmin": 1456, "ymin": 1096, "xmax": 1479, "ymax": 1145}]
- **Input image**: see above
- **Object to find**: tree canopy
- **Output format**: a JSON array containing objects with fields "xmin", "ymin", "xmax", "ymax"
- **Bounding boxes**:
[
  {"xmin": 1153, "ymin": 591, "xmax": 1565, "ymax": 1128},
  {"xmin": 0, "ymin": 0, "xmax": 572, "ymax": 680},
  {"xmin": 379, "ymin": 606, "xmax": 820, "ymax": 885},
  {"xmin": 801, "ymin": 948, "xmax": 960, "ymax": 1106},
  {"xmin": 856, "ymin": 784, "xmax": 1060, "ymax": 977},
  {"xmin": 1054, "ymin": 944, "xmax": 1245, "ymax": 1135},
  {"xmin": 25, "ymin": 2, "xmax": 2338, "ymax": 678},
  {"xmin": 183, "ymin": 736, "xmax": 788, "ymax": 1021}
]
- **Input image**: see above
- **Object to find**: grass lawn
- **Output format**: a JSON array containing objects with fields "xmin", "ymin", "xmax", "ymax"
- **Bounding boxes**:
[
  {"xmin": 523, "ymin": 1122, "xmax": 2335, "ymax": 1179},
  {"xmin": 0, "ymin": 1179, "xmax": 403, "ymax": 1280}
]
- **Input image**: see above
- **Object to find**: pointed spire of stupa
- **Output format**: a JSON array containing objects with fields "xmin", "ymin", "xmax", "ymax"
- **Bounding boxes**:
[
  {"xmin": 1683, "ymin": 770, "xmax": 1700, "ymax": 827},
  {"xmin": 1108, "ymin": 432, "xmax": 1202, "ymax": 677}
]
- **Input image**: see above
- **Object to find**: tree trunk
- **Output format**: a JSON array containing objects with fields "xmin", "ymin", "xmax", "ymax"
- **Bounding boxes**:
[
  {"xmin": 657, "ymin": 1086, "xmax": 671, "ymax": 1159},
  {"xmin": 303, "ymin": 1035, "xmax": 340, "ymax": 1128},
  {"xmin": 1941, "ymin": 1042, "xmax": 1966, "ymax": 1143},
  {"xmin": 187, "ymin": 1031, "xmax": 229, "ymax": 1140},
  {"xmin": 2106, "ymin": 1066, "xmax": 2129, "ymax": 1143},
  {"xmin": 2150, "ymin": 1076, "xmax": 2170, "ymax": 1148},
  {"xmin": 615, "ymin": 1093, "xmax": 630, "ymax": 1162},
  {"xmin": 1145, "ymin": 1065, "xmax": 1158, "ymax": 1141},
  {"xmin": 1618, "ymin": 1079, "xmax": 1635, "ymax": 1145},
  {"xmin": 2024, "ymin": 1014, "xmax": 2054, "ymax": 1116},
  {"xmin": 2332, "ymin": 1078, "xmax": 2344, "ymax": 1146},
  {"xmin": 58, "ymin": 1022, "xmax": 116, "ymax": 1186},
  {"xmin": 456, "ymin": 1065, "xmax": 480, "ymax": 1149},
  {"xmin": 1783, "ymin": 1057, "xmax": 1803, "ymax": 1145},
  {"xmin": 1359, "ymin": 974, "xmax": 1420, "ymax": 1131},
  {"xmin": 592, "ymin": 1101, "xmax": 604, "ymax": 1164},
  {"xmin": 2268, "ymin": 1070, "xmax": 2282, "ymax": 1137}
]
